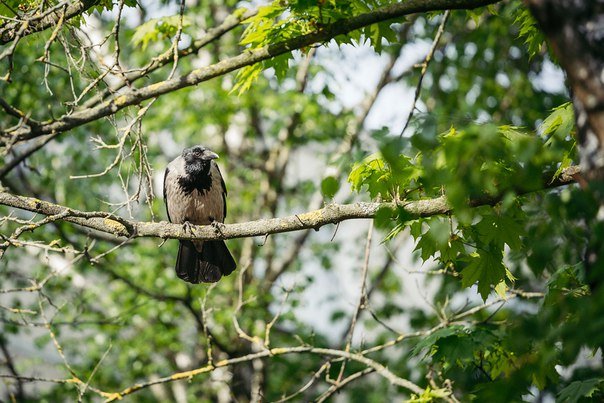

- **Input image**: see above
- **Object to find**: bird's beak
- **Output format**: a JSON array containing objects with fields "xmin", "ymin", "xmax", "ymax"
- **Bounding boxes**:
[{"xmin": 202, "ymin": 151, "xmax": 219, "ymax": 160}]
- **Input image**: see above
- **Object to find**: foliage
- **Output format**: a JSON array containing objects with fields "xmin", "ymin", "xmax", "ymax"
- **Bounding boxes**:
[
  {"xmin": 0, "ymin": 0, "xmax": 603, "ymax": 402},
  {"xmin": 132, "ymin": 15, "xmax": 192, "ymax": 50},
  {"xmin": 348, "ymin": 113, "xmax": 574, "ymax": 300},
  {"xmin": 513, "ymin": 6, "xmax": 547, "ymax": 58},
  {"xmin": 558, "ymin": 379, "xmax": 603, "ymax": 403},
  {"xmin": 233, "ymin": 0, "xmax": 399, "ymax": 93}
]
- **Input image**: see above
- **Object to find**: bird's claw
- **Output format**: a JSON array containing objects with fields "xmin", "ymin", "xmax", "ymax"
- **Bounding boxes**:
[{"xmin": 211, "ymin": 220, "xmax": 225, "ymax": 236}]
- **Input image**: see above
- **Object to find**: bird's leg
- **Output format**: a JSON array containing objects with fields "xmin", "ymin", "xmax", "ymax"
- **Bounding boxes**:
[
  {"xmin": 209, "ymin": 217, "xmax": 225, "ymax": 237},
  {"xmin": 182, "ymin": 220, "xmax": 193, "ymax": 234}
]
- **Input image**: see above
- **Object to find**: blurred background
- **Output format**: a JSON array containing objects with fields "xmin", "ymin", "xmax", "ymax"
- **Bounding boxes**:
[{"xmin": 0, "ymin": 0, "xmax": 587, "ymax": 402}]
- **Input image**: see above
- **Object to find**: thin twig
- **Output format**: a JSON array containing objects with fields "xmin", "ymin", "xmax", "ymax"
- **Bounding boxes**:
[
  {"xmin": 315, "ymin": 368, "xmax": 375, "ymax": 403},
  {"xmin": 400, "ymin": 10, "xmax": 451, "ymax": 137},
  {"xmin": 337, "ymin": 220, "xmax": 374, "ymax": 382},
  {"xmin": 103, "ymin": 345, "xmax": 424, "ymax": 401}
]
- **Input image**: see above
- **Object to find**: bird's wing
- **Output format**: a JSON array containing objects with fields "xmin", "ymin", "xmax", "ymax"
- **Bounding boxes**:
[
  {"xmin": 163, "ymin": 166, "xmax": 172, "ymax": 222},
  {"xmin": 216, "ymin": 164, "xmax": 227, "ymax": 219}
]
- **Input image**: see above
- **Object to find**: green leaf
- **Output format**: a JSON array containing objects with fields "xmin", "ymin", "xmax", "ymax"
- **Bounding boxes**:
[
  {"xmin": 363, "ymin": 21, "xmax": 396, "ymax": 53},
  {"xmin": 413, "ymin": 218, "xmax": 456, "ymax": 262},
  {"xmin": 409, "ymin": 220, "xmax": 423, "ymax": 240},
  {"xmin": 348, "ymin": 148, "xmax": 423, "ymax": 201},
  {"xmin": 499, "ymin": 125, "xmax": 532, "ymax": 142},
  {"xmin": 375, "ymin": 206, "xmax": 398, "ymax": 232},
  {"xmin": 414, "ymin": 217, "xmax": 450, "ymax": 261},
  {"xmin": 407, "ymin": 386, "xmax": 450, "ymax": 402},
  {"xmin": 545, "ymin": 264, "xmax": 589, "ymax": 304},
  {"xmin": 432, "ymin": 333, "xmax": 476, "ymax": 364},
  {"xmin": 412, "ymin": 325, "xmax": 465, "ymax": 357},
  {"xmin": 321, "ymin": 176, "xmax": 340, "ymax": 199},
  {"xmin": 231, "ymin": 64, "xmax": 263, "ymax": 95},
  {"xmin": 439, "ymin": 235, "xmax": 465, "ymax": 262},
  {"xmin": 461, "ymin": 249, "xmax": 507, "ymax": 301},
  {"xmin": 384, "ymin": 222, "xmax": 405, "ymax": 242},
  {"xmin": 271, "ymin": 53, "xmax": 291, "ymax": 81},
  {"xmin": 542, "ymin": 102, "xmax": 575, "ymax": 145},
  {"xmin": 347, "ymin": 154, "xmax": 389, "ymax": 198},
  {"xmin": 558, "ymin": 378, "xmax": 602, "ymax": 403},
  {"xmin": 475, "ymin": 211, "xmax": 524, "ymax": 250},
  {"xmin": 132, "ymin": 15, "xmax": 191, "ymax": 50},
  {"xmin": 415, "ymin": 235, "xmax": 438, "ymax": 261},
  {"xmin": 553, "ymin": 151, "xmax": 575, "ymax": 181},
  {"xmin": 493, "ymin": 280, "xmax": 507, "ymax": 299},
  {"xmin": 466, "ymin": 9, "xmax": 484, "ymax": 26},
  {"xmin": 513, "ymin": 7, "xmax": 546, "ymax": 58},
  {"xmin": 132, "ymin": 19, "xmax": 159, "ymax": 50}
]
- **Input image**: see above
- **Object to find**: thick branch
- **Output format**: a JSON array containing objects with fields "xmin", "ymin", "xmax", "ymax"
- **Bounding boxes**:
[
  {"xmin": 1, "ymin": 0, "xmax": 500, "ymax": 146},
  {"xmin": 0, "ymin": 166, "xmax": 580, "ymax": 242},
  {"xmin": 0, "ymin": 0, "xmax": 98, "ymax": 45}
]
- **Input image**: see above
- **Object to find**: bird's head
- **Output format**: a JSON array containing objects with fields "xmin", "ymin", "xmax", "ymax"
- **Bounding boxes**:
[{"xmin": 182, "ymin": 145, "xmax": 219, "ymax": 176}]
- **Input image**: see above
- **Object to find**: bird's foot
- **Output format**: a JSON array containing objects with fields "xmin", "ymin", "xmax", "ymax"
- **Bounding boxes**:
[
  {"xmin": 210, "ymin": 220, "xmax": 225, "ymax": 236},
  {"xmin": 183, "ymin": 220, "xmax": 193, "ymax": 233}
]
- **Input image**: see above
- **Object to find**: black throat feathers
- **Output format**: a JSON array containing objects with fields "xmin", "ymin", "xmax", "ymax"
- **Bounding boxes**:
[{"xmin": 179, "ymin": 161, "xmax": 213, "ymax": 194}]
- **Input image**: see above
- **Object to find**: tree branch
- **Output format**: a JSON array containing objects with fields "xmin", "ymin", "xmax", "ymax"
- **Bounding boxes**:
[
  {"xmin": 315, "ymin": 368, "xmax": 375, "ymax": 403},
  {"xmin": 0, "ymin": 337, "xmax": 25, "ymax": 401},
  {"xmin": 0, "ymin": 0, "xmax": 98, "ymax": 45},
  {"xmin": 80, "ymin": 8, "xmax": 257, "ymax": 108},
  {"xmin": 0, "ymin": 166, "xmax": 580, "ymax": 243},
  {"xmin": 0, "ymin": 290, "xmax": 545, "ymax": 401},
  {"xmin": 103, "ymin": 345, "xmax": 424, "ymax": 401},
  {"xmin": 0, "ymin": 0, "xmax": 500, "ymax": 146},
  {"xmin": 0, "ymin": 132, "xmax": 59, "ymax": 179}
]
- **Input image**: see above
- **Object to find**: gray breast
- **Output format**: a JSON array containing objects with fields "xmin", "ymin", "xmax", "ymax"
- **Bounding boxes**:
[{"xmin": 164, "ymin": 159, "xmax": 225, "ymax": 225}]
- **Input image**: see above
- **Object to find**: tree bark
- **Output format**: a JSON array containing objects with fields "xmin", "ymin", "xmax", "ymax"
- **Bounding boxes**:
[{"xmin": 528, "ymin": 0, "xmax": 604, "ymax": 180}]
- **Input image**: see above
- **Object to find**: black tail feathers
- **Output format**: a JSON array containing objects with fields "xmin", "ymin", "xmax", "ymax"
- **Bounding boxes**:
[{"xmin": 175, "ymin": 240, "xmax": 236, "ymax": 284}]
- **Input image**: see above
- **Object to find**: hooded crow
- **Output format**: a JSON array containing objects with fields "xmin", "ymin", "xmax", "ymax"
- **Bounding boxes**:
[{"xmin": 163, "ymin": 145, "xmax": 236, "ymax": 283}]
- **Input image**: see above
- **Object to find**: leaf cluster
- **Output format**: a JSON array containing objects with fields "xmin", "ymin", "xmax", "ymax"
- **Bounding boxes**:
[
  {"xmin": 349, "ymin": 104, "xmax": 576, "ymax": 300},
  {"xmin": 232, "ymin": 0, "xmax": 400, "ymax": 94}
]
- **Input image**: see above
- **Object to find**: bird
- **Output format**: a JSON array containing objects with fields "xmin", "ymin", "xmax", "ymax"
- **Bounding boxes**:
[{"xmin": 163, "ymin": 145, "xmax": 236, "ymax": 283}]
